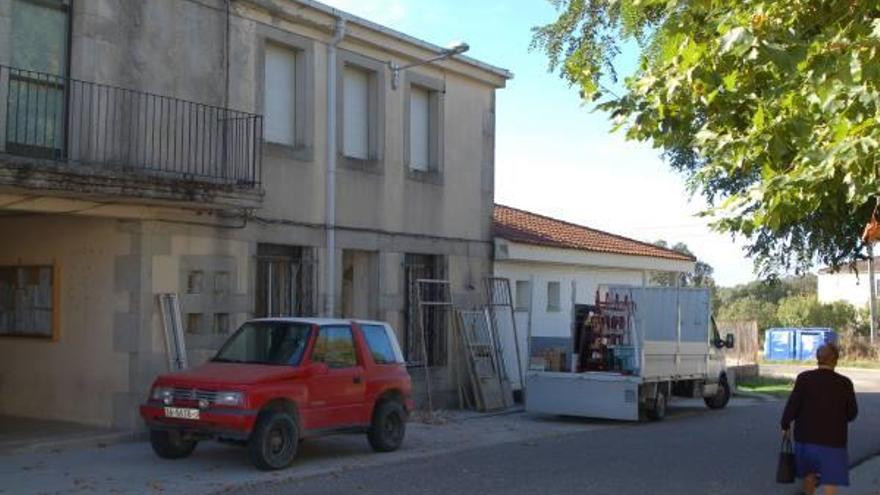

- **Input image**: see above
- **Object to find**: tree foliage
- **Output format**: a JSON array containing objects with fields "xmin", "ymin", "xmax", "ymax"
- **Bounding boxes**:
[
  {"xmin": 717, "ymin": 295, "xmax": 780, "ymax": 331},
  {"xmin": 533, "ymin": 0, "xmax": 880, "ymax": 275},
  {"xmin": 717, "ymin": 274, "xmax": 817, "ymax": 306},
  {"xmin": 650, "ymin": 240, "xmax": 715, "ymax": 287},
  {"xmin": 776, "ymin": 294, "xmax": 857, "ymax": 330}
]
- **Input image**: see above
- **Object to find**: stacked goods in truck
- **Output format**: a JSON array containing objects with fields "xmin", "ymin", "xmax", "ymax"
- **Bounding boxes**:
[{"xmin": 542, "ymin": 348, "xmax": 566, "ymax": 371}]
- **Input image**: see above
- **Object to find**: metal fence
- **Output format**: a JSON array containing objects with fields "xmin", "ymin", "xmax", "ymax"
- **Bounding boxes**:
[{"xmin": 0, "ymin": 65, "xmax": 262, "ymax": 186}]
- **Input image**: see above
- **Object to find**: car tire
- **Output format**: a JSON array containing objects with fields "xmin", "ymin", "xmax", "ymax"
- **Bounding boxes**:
[
  {"xmin": 367, "ymin": 400, "xmax": 406, "ymax": 452},
  {"xmin": 248, "ymin": 410, "xmax": 299, "ymax": 471},
  {"xmin": 646, "ymin": 391, "xmax": 667, "ymax": 421},
  {"xmin": 149, "ymin": 429, "xmax": 197, "ymax": 459},
  {"xmin": 705, "ymin": 376, "xmax": 731, "ymax": 410}
]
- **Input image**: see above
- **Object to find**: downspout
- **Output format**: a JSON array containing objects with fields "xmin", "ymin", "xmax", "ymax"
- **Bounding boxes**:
[{"xmin": 325, "ymin": 17, "xmax": 346, "ymax": 317}]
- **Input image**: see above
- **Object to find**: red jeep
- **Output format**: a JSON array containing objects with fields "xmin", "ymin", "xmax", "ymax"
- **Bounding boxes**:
[{"xmin": 140, "ymin": 318, "xmax": 413, "ymax": 470}]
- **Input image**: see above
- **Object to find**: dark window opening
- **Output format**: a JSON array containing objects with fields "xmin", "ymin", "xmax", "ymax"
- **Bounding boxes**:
[
  {"xmin": 255, "ymin": 244, "xmax": 315, "ymax": 318},
  {"xmin": 404, "ymin": 253, "xmax": 447, "ymax": 366}
]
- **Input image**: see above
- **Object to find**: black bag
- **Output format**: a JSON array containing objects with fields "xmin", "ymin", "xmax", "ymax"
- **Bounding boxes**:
[{"xmin": 776, "ymin": 436, "xmax": 796, "ymax": 484}]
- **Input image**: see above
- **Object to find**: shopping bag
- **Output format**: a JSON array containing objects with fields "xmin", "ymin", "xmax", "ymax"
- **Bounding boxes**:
[{"xmin": 776, "ymin": 436, "xmax": 796, "ymax": 484}]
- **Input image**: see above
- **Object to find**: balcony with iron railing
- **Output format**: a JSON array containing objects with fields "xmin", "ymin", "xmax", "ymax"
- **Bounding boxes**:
[{"xmin": 0, "ymin": 65, "xmax": 263, "ymax": 209}]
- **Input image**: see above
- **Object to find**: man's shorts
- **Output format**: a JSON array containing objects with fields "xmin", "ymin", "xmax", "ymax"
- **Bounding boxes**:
[{"xmin": 795, "ymin": 442, "xmax": 850, "ymax": 486}]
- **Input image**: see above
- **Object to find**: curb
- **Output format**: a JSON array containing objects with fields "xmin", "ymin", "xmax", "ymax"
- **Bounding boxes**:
[
  {"xmin": 0, "ymin": 430, "xmax": 146, "ymax": 456},
  {"xmin": 732, "ymin": 389, "xmax": 778, "ymax": 402}
]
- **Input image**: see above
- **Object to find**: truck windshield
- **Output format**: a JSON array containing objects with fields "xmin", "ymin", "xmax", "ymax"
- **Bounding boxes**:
[{"xmin": 212, "ymin": 322, "xmax": 311, "ymax": 366}]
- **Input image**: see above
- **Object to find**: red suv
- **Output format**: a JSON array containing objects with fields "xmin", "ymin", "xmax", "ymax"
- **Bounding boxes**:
[{"xmin": 140, "ymin": 318, "xmax": 413, "ymax": 470}]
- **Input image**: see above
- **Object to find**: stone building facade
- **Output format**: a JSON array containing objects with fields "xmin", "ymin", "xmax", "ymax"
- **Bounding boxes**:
[{"xmin": 0, "ymin": 0, "xmax": 509, "ymax": 429}]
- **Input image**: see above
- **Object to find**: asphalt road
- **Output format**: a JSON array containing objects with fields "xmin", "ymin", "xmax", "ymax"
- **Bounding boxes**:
[
  {"xmin": 762, "ymin": 364, "xmax": 880, "ymax": 393},
  {"xmin": 234, "ymin": 390, "xmax": 880, "ymax": 495}
]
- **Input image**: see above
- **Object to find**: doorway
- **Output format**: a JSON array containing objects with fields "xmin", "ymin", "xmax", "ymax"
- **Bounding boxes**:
[
  {"xmin": 255, "ymin": 244, "xmax": 315, "ymax": 317},
  {"xmin": 341, "ymin": 250, "xmax": 378, "ymax": 320}
]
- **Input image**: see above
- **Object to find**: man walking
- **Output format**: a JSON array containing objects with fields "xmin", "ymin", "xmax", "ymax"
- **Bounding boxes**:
[{"xmin": 781, "ymin": 343, "xmax": 859, "ymax": 494}]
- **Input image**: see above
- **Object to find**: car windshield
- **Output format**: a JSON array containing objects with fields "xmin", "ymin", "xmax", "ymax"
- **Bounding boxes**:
[{"xmin": 212, "ymin": 321, "xmax": 311, "ymax": 366}]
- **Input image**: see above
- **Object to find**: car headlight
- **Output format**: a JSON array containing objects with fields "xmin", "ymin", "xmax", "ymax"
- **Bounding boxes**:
[
  {"xmin": 214, "ymin": 391, "xmax": 245, "ymax": 407},
  {"xmin": 151, "ymin": 386, "xmax": 174, "ymax": 402}
]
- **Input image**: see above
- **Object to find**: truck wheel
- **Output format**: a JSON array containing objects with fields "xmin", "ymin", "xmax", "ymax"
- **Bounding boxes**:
[
  {"xmin": 248, "ymin": 410, "xmax": 299, "ymax": 470},
  {"xmin": 705, "ymin": 376, "xmax": 731, "ymax": 410},
  {"xmin": 149, "ymin": 429, "xmax": 197, "ymax": 459},
  {"xmin": 646, "ymin": 391, "xmax": 667, "ymax": 421},
  {"xmin": 368, "ymin": 400, "xmax": 406, "ymax": 452}
]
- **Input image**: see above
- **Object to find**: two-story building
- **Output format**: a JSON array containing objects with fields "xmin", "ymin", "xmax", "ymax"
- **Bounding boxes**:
[
  {"xmin": 818, "ymin": 259, "xmax": 876, "ymax": 308},
  {"xmin": 0, "ymin": 0, "xmax": 509, "ymax": 431}
]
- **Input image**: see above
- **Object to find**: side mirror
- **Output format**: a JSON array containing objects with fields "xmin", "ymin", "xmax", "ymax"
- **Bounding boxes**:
[
  {"xmin": 724, "ymin": 333, "xmax": 735, "ymax": 349},
  {"xmin": 303, "ymin": 362, "xmax": 329, "ymax": 377}
]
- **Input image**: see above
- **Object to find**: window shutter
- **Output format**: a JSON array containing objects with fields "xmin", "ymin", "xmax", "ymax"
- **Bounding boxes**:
[
  {"xmin": 409, "ymin": 86, "xmax": 430, "ymax": 171},
  {"xmin": 264, "ymin": 44, "xmax": 296, "ymax": 146},
  {"xmin": 343, "ymin": 66, "xmax": 370, "ymax": 159}
]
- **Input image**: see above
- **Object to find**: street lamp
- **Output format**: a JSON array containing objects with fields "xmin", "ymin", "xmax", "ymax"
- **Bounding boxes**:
[{"xmin": 389, "ymin": 42, "xmax": 469, "ymax": 90}]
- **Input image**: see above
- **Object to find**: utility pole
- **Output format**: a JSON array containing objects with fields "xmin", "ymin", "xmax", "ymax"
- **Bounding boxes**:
[{"xmin": 870, "ymin": 244, "xmax": 877, "ymax": 345}]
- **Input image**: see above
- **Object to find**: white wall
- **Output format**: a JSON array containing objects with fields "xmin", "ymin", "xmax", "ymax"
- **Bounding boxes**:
[
  {"xmin": 494, "ymin": 260, "xmax": 647, "ymax": 339},
  {"xmin": 818, "ymin": 271, "xmax": 872, "ymax": 307}
]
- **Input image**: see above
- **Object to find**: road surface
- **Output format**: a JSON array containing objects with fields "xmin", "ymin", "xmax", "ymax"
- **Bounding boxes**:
[
  {"xmin": 762, "ymin": 364, "xmax": 880, "ymax": 393},
  {"xmin": 233, "ymin": 386, "xmax": 880, "ymax": 495}
]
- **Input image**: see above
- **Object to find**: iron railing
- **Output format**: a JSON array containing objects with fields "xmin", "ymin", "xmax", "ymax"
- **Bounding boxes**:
[{"xmin": 0, "ymin": 65, "xmax": 262, "ymax": 186}]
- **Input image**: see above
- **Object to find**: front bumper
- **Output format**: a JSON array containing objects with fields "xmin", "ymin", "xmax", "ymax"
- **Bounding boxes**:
[{"xmin": 140, "ymin": 401, "xmax": 258, "ymax": 440}]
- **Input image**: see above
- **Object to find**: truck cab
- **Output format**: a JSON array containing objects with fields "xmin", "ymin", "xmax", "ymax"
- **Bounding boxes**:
[
  {"xmin": 140, "ymin": 318, "xmax": 412, "ymax": 470},
  {"xmin": 704, "ymin": 316, "xmax": 736, "ymax": 409}
]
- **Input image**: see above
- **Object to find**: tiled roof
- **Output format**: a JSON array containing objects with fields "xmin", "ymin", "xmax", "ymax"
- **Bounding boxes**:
[{"xmin": 493, "ymin": 204, "xmax": 696, "ymax": 262}]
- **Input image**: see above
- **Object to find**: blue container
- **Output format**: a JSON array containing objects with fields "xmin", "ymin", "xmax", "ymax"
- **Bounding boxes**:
[
  {"xmin": 765, "ymin": 328, "xmax": 797, "ymax": 361},
  {"xmin": 764, "ymin": 327, "xmax": 838, "ymax": 361},
  {"xmin": 795, "ymin": 328, "xmax": 838, "ymax": 361}
]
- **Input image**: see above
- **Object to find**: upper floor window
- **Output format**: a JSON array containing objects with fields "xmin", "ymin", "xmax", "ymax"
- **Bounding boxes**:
[
  {"xmin": 547, "ymin": 281, "xmax": 561, "ymax": 312},
  {"xmin": 263, "ymin": 44, "xmax": 298, "ymax": 146},
  {"xmin": 515, "ymin": 280, "xmax": 531, "ymax": 311},
  {"xmin": 405, "ymin": 74, "xmax": 444, "ymax": 176},
  {"xmin": 342, "ymin": 65, "xmax": 372, "ymax": 160},
  {"xmin": 10, "ymin": 0, "xmax": 69, "ymax": 75},
  {"xmin": 408, "ymin": 85, "xmax": 432, "ymax": 171},
  {"xmin": 6, "ymin": 0, "xmax": 70, "ymax": 159}
]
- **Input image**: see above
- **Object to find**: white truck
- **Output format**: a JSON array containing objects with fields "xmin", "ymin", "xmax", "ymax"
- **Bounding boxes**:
[{"xmin": 525, "ymin": 285, "xmax": 734, "ymax": 421}]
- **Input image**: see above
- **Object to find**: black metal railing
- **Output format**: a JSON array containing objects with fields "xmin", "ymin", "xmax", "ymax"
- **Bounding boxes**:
[{"xmin": 0, "ymin": 65, "xmax": 262, "ymax": 186}]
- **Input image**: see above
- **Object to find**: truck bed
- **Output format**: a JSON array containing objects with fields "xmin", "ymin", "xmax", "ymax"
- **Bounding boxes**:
[{"xmin": 525, "ymin": 371, "xmax": 641, "ymax": 421}]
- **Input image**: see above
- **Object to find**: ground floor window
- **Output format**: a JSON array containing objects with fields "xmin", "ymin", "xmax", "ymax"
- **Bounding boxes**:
[
  {"xmin": 255, "ymin": 244, "xmax": 315, "ymax": 318},
  {"xmin": 404, "ymin": 253, "xmax": 447, "ymax": 366},
  {"xmin": 0, "ymin": 264, "xmax": 57, "ymax": 339}
]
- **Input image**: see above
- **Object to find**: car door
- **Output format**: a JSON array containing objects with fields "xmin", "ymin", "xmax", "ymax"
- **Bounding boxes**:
[{"xmin": 304, "ymin": 325, "xmax": 366, "ymax": 429}]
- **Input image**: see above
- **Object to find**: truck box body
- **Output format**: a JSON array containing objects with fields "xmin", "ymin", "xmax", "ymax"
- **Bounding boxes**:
[{"xmin": 526, "ymin": 286, "xmax": 720, "ymax": 420}]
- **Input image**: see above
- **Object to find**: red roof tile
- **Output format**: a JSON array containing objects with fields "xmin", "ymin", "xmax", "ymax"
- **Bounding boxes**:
[{"xmin": 493, "ymin": 204, "xmax": 695, "ymax": 262}]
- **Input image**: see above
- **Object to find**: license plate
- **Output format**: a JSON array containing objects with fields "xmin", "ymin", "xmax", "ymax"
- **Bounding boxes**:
[{"xmin": 164, "ymin": 407, "xmax": 200, "ymax": 420}]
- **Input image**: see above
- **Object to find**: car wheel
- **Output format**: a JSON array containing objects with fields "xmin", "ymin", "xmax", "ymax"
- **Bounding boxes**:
[
  {"xmin": 646, "ymin": 391, "xmax": 667, "ymax": 421},
  {"xmin": 368, "ymin": 400, "xmax": 406, "ymax": 452},
  {"xmin": 149, "ymin": 429, "xmax": 197, "ymax": 459},
  {"xmin": 704, "ymin": 376, "xmax": 731, "ymax": 410},
  {"xmin": 248, "ymin": 410, "xmax": 299, "ymax": 470}
]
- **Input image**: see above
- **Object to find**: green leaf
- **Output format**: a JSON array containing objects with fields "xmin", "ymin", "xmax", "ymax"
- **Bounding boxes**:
[
  {"xmin": 720, "ymin": 27, "xmax": 755, "ymax": 57},
  {"xmin": 851, "ymin": 51, "xmax": 863, "ymax": 83}
]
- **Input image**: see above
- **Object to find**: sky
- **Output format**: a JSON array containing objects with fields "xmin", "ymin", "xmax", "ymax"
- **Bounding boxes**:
[{"xmin": 322, "ymin": 0, "xmax": 757, "ymax": 287}]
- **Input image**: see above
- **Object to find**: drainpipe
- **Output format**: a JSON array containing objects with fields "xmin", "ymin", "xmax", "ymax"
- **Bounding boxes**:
[{"xmin": 325, "ymin": 18, "xmax": 346, "ymax": 317}]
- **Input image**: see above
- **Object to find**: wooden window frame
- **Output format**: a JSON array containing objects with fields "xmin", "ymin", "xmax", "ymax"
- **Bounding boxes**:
[{"xmin": 0, "ymin": 263, "xmax": 60, "ymax": 341}]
